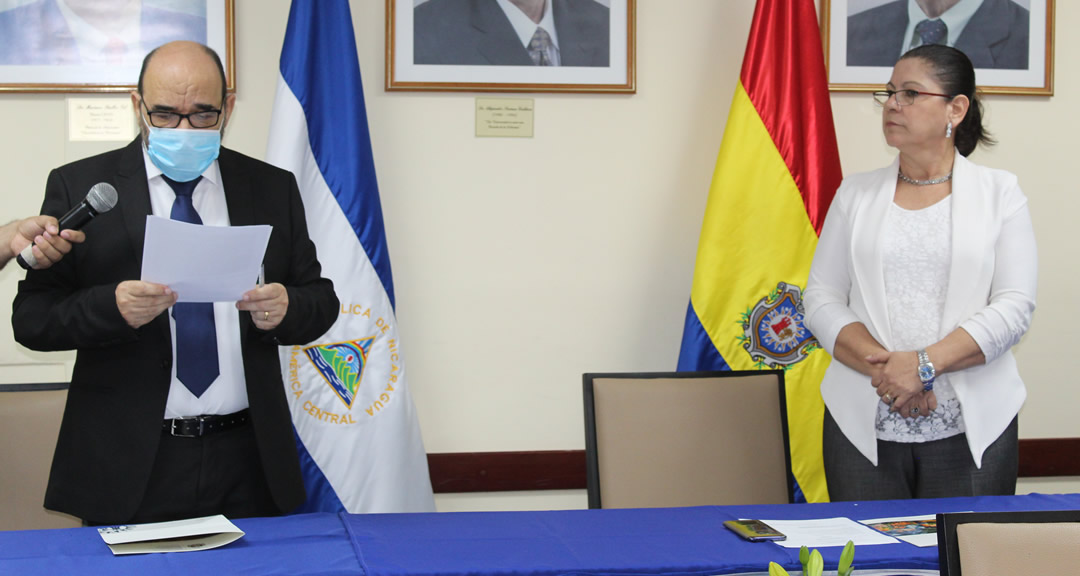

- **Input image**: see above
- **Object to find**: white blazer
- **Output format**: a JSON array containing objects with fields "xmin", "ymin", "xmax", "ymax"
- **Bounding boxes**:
[{"xmin": 804, "ymin": 151, "xmax": 1037, "ymax": 467}]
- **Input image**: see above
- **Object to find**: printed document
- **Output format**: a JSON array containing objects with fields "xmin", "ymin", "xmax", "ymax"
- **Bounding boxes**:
[{"xmin": 141, "ymin": 216, "xmax": 272, "ymax": 302}]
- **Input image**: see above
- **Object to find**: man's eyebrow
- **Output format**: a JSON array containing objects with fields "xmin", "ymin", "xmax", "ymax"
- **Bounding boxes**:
[{"xmin": 145, "ymin": 103, "xmax": 220, "ymax": 112}]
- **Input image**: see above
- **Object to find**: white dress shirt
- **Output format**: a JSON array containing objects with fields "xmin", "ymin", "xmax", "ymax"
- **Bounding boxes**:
[
  {"xmin": 55, "ymin": 0, "xmax": 143, "ymax": 66},
  {"xmin": 142, "ymin": 147, "xmax": 249, "ymax": 419}
]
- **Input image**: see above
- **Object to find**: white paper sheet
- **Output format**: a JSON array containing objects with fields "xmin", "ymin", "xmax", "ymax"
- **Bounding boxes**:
[
  {"xmin": 860, "ymin": 514, "xmax": 941, "ymax": 548},
  {"xmin": 141, "ymin": 216, "xmax": 272, "ymax": 303},
  {"xmin": 97, "ymin": 514, "xmax": 244, "ymax": 555},
  {"xmin": 758, "ymin": 517, "xmax": 900, "ymax": 548}
]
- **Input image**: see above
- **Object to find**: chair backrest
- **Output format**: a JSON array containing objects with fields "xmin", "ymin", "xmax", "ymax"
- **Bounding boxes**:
[
  {"xmin": 0, "ymin": 386, "xmax": 81, "ymax": 530},
  {"xmin": 583, "ymin": 370, "xmax": 792, "ymax": 509},
  {"xmin": 937, "ymin": 510, "xmax": 1080, "ymax": 575}
]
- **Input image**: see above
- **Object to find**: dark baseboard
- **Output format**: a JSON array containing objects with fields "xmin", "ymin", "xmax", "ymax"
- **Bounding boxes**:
[
  {"xmin": 1018, "ymin": 438, "xmax": 1080, "ymax": 478},
  {"xmin": 0, "ymin": 382, "xmax": 70, "ymax": 392},
  {"xmin": 427, "ymin": 450, "xmax": 586, "ymax": 493},
  {"xmin": 429, "ymin": 439, "xmax": 1080, "ymax": 494}
]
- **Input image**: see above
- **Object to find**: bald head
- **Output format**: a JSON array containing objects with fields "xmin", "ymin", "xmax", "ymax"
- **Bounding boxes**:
[
  {"xmin": 133, "ymin": 41, "xmax": 234, "ymax": 139},
  {"xmin": 138, "ymin": 41, "xmax": 227, "ymax": 106}
]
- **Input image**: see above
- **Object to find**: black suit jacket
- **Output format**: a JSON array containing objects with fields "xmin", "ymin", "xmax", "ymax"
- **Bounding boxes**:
[
  {"xmin": 847, "ymin": 0, "xmax": 1029, "ymax": 70},
  {"xmin": 414, "ymin": 0, "xmax": 609, "ymax": 66},
  {"xmin": 12, "ymin": 139, "xmax": 339, "ymax": 523}
]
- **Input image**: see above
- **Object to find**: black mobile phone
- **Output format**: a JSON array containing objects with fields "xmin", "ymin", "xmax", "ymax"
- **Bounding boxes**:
[{"xmin": 723, "ymin": 519, "xmax": 787, "ymax": 541}]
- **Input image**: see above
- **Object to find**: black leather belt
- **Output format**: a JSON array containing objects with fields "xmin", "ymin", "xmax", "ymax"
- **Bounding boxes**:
[{"xmin": 162, "ymin": 409, "xmax": 249, "ymax": 438}]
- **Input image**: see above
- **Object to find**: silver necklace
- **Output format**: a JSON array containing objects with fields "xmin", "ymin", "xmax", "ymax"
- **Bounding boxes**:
[{"xmin": 898, "ymin": 169, "xmax": 952, "ymax": 186}]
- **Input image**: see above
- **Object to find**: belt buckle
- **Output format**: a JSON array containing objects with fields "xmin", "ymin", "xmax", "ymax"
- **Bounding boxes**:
[{"xmin": 170, "ymin": 417, "xmax": 205, "ymax": 438}]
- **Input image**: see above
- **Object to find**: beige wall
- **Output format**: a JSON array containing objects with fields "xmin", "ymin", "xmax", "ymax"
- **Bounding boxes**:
[{"xmin": 0, "ymin": 1, "xmax": 1075, "ymax": 511}]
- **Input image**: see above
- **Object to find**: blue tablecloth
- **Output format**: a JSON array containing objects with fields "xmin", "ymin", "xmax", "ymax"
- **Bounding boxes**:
[
  {"xmin": 1, "ymin": 493, "xmax": 1078, "ymax": 575},
  {"xmin": 0, "ymin": 512, "xmax": 360, "ymax": 576},
  {"xmin": 342, "ymin": 493, "xmax": 1080, "ymax": 576}
]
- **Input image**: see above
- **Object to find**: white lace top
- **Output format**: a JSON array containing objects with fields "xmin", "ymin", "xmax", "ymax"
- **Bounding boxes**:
[{"xmin": 877, "ymin": 196, "xmax": 966, "ymax": 442}]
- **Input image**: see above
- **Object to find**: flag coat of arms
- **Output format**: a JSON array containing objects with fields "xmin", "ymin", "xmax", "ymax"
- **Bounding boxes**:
[
  {"xmin": 267, "ymin": 0, "xmax": 435, "ymax": 513},
  {"xmin": 677, "ymin": 0, "xmax": 843, "ymax": 503}
]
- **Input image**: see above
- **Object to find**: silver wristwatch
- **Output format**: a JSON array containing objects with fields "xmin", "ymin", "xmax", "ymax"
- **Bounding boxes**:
[{"xmin": 917, "ymin": 349, "xmax": 936, "ymax": 391}]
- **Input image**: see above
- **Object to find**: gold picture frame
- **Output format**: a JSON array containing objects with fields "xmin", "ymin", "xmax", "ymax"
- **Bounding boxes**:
[
  {"xmin": 0, "ymin": 0, "xmax": 235, "ymax": 94},
  {"xmin": 822, "ymin": 0, "xmax": 1054, "ymax": 95},
  {"xmin": 386, "ymin": 0, "xmax": 635, "ymax": 94}
]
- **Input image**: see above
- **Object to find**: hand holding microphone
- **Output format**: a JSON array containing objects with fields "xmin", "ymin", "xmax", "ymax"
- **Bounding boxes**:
[{"xmin": 15, "ymin": 182, "xmax": 117, "ymax": 270}]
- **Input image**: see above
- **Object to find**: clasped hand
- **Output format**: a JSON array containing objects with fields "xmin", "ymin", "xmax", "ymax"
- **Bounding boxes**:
[
  {"xmin": 866, "ymin": 350, "xmax": 938, "ymax": 419},
  {"xmin": 116, "ymin": 281, "xmax": 288, "ymax": 330}
]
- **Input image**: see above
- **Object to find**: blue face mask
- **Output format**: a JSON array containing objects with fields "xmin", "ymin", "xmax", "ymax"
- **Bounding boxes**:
[{"xmin": 144, "ymin": 119, "xmax": 222, "ymax": 182}]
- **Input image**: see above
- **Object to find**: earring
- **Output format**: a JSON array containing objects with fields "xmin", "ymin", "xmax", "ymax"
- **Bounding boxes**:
[{"xmin": 946, "ymin": 123, "xmax": 953, "ymax": 138}]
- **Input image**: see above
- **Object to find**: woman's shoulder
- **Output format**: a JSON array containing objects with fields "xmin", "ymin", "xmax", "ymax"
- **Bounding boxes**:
[
  {"xmin": 841, "ymin": 163, "xmax": 895, "ymax": 186},
  {"xmin": 958, "ymin": 155, "xmax": 1020, "ymax": 187},
  {"xmin": 957, "ymin": 155, "xmax": 1023, "ymax": 196},
  {"xmin": 833, "ymin": 161, "xmax": 896, "ymax": 204},
  {"xmin": 956, "ymin": 155, "xmax": 1028, "ymax": 215}
]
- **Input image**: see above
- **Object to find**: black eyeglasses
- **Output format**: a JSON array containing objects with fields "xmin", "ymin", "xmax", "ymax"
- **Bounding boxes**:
[
  {"xmin": 141, "ymin": 100, "xmax": 222, "ymax": 129},
  {"xmin": 872, "ymin": 89, "xmax": 953, "ymax": 107}
]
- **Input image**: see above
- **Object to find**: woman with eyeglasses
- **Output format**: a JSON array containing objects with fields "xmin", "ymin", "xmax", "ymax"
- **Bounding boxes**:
[{"xmin": 804, "ymin": 44, "xmax": 1037, "ymax": 501}]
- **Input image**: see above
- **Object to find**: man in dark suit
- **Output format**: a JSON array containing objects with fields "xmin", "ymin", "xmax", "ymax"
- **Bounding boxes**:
[
  {"xmin": 847, "ymin": 0, "xmax": 1029, "ymax": 70},
  {"xmin": 414, "ymin": 0, "xmax": 609, "ymax": 67},
  {"xmin": 12, "ymin": 41, "xmax": 338, "ymax": 525}
]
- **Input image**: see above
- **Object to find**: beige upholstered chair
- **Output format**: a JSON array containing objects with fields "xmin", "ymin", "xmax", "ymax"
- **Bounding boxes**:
[
  {"xmin": 0, "ymin": 386, "xmax": 81, "ymax": 530},
  {"xmin": 583, "ymin": 371, "xmax": 791, "ymax": 509},
  {"xmin": 938, "ymin": 510, "xmax": 1080, "ymax": 575}
]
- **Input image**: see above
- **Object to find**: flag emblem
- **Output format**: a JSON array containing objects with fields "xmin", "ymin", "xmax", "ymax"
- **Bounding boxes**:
[
  {"xmin": 739, "ymin": 282, "xmax": 819, "ymax": 369},
  {"xmin": 304, "ymin": 338, "xmax": 375, "ymax": 408}
]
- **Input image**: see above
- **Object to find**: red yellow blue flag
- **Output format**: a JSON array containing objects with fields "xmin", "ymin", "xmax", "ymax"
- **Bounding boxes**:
[{"xmin": 677, "ymin": 0, "xmax": 843, "ymax": 503}]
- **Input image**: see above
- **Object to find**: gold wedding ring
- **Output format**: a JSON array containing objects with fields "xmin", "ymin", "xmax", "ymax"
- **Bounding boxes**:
[
  {"xmin": 263, "ymin": 311, "xmax": 270, "ymax": 321},
  {"xmin": 882, "ymin": 393, "xmax": 893, "ymax": 405}
]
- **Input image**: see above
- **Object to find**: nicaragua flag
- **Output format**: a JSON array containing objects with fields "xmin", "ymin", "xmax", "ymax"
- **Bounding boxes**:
[
  {"xmin": 266, "ymin": 0, "xmax": 435, "ymax": 513},
  {"xmin": 676, "ymin": 0, "xmax": 842, "ymax": 504}
]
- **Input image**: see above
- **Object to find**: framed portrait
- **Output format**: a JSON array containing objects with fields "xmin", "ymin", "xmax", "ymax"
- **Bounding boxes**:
[
  {"xmin": 822, "ymin": 0, "xmax": 1054, "ymax": 95},
  {"xmin": 386, "ymin": 0, "xmax": 635, "ymax": 93},
  {"xmin": 0, "ymin": 0, "xmax": 235, "ymax": 94}
]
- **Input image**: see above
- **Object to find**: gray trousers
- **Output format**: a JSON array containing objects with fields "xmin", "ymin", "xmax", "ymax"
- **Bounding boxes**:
[{"xmin": 823, "ymin": 409, "xmax": 1018, "ymax": 501}]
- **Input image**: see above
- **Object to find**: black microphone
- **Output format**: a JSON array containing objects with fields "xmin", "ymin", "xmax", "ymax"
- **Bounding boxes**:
[{"xmin": 17, "ymin": 182, "xmax": 118, "ymax": 270}]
